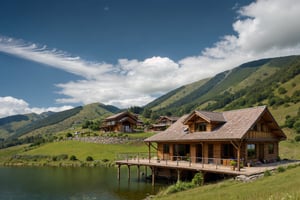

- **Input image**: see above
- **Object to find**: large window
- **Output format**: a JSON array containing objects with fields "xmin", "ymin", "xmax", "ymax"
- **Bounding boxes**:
[
  {"xmin": 195, "ymin": 122, "xmax": 207, "ymax": 132},
  {"xmin": 247, "ymin": 144, "xmax": 256, "ymax": 158},
  {"xmin": 222, "ymin": 144, "xmax": 234, "ymax": 158},
  {"xmin": 163, "ymin": 144, "xmax": 169, "ymax": 154},
  {"xmin": 268, "ymin": 143, "xmax": 274, "ymax": 154}
]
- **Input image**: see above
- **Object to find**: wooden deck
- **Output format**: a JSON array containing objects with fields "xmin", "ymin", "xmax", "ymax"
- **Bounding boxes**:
[{"xmin": 115, "ymin": 158, "xmax": 300, "ymax": 185}]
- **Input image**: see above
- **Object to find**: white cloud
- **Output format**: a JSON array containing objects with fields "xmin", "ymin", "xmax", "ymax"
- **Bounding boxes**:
[
  {"xmin": 0, "ymin": 96, "xmax": 73, "ymax": 118},
  {"xmin": 1, "ymin": 0, "xmax": 300, "ymax": 111}
]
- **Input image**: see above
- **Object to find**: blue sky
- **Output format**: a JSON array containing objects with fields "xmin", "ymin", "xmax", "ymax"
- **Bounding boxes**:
[{"xmin": 1, "ymin": 0, "xmax": 300, "ymax": 118}]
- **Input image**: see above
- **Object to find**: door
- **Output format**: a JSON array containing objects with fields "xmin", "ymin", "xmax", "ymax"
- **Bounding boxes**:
[
  {"xmin": 259, "ymin": 144, "xmax": 264, "ymax": 162},
  {"xmin": 208, "ymin": 144, "xmax": 214, "ymax": 163},
  {"xmin": 196, "ymin": 144, "xmax": 202, "ymax": 162}
]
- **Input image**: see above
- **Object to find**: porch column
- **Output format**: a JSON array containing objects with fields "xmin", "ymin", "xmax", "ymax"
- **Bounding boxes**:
[{"xmin": 231, "ymin": 140, "xmax": 242, "ymax": 171}]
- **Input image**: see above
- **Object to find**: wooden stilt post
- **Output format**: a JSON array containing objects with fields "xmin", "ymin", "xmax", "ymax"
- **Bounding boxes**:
[
  {"xmin": 127, "ymin": 165, "xmax": 131, "ymax": 181},
  {"xmin": 151, "ymin": 167, "xmax": 155, "ymax": 186},
  {"xmin": 137, "ymin": 165, "xmax": 140, "ymax": 181},
  {"xmin": 202, "ymin": 171, "xmax": 206, "ymax": 185},
  {"xmin": 177, "ymin": 169, "xmax": 181, "ymax": 183},
  {"xmin": 145, "ymin": 165, "xmax": 148, "ymax": 177},
  {"xmin": 117, "ymin": 164, "xmax": 121, "ymax": 181}
]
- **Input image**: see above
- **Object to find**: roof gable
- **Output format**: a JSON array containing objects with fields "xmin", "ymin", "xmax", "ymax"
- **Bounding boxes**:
[{"xmin": 183, "ymin": 110, "xmax": 226, "ymax": 124}]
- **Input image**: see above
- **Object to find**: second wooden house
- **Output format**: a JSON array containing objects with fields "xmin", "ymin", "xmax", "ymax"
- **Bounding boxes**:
[{"xmin": 100, "ymin": 111, "xmax": 139, "ymax": 133}]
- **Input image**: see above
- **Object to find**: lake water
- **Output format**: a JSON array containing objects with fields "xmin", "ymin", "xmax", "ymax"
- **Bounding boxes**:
[{"xmin": 0, "ymin": 167, "xmax": 162, "ymax": 200}]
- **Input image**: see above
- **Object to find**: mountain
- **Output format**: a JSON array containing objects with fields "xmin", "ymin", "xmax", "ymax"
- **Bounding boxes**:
[
  {"xmin": 0, "ymin": 103, "xmax": 120, "ymax": 140},
  {"xmin": 144, "ymin": 55, "xmax": 300, "ymax": 126}
]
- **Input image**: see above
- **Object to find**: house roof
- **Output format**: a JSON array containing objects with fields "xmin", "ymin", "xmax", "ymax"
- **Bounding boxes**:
[
  {"xmin": 105, "ymin": 111, "xmax": 137, "ymax": 121},
  {"xmin": 144, "ymin": 106, "xmax": 286, "ymax": 142},
  {"xmin": 158, "ymin": 116, "xmax": 179, "ymax": 122}
]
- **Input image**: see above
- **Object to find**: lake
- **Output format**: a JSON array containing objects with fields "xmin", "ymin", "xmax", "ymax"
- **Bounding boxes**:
[{"xmin": 0, "ymin": 166, "xmax": 163, "ymax": 200}]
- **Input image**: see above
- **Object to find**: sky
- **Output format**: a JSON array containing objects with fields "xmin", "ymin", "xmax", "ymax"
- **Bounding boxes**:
[{"xmin": 1, "ymin": 0, "xmax": 300, "ymax": 118}]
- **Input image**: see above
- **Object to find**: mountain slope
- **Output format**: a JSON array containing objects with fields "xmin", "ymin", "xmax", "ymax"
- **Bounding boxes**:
[
  {"xmin": 144, "ymin": 55, "xmax": 300, "ymax": 124},
  {"xmin": 0, "ymin": 103, "xmax": 119, "ymax": 140},
  {"xmin": 0, "ymin": 112, "xmax": 54, "ymax": 139}
]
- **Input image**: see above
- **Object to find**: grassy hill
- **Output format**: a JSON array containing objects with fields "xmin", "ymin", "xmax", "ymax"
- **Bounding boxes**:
[
  {"xmin": 143, "ymin": 55, "xmax": 300, "ymax": 141},
  {"xmin": 0, "ymin": 112, "xmax": 53, "ymax": 139},
  {"xmin": 0, "ymin": 103, "xmax": 120, "ymax": 148},
  {"xmin": 145, "ymin": 55, "xmax": 300, "ymax": 120}
]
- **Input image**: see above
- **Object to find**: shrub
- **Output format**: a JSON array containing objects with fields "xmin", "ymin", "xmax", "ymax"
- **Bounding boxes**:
[
  {"xmin": 165, "ymin": 181, "xmax": 194, "ymax": 194},
  {"xmin": 66, "ymin": 133, "xmax": 73, "ymax": 138},
  {"xmin": 191, "ymin": 172, "xmax": 203, "ymax": 186},
  {"xmin": 86, "ymin": 156, "xmax": 94, "ymax": 161},
  {"xmin": 277, "ymin": 166, "xmax": 286, "ymax": 173},
  {"xmin": 70, "ymin": 155, "xmax": 77, "ymax": 161},
  {"xmin": 295, "ymin": 135, "xmax": 300, "ymax": 142},
  {"xmin": 264, "ymin": 170, "xmax": 272, "ymax": 177}
]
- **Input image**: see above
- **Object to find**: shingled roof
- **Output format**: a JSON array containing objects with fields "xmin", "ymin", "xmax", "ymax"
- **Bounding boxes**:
[{"xmin": 144, "ymin": 106, "xmax": 286, "ymax": 142}]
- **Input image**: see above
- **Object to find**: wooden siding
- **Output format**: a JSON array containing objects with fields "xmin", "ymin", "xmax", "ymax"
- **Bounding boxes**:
[{"xmin": 245, "ymin": 131, "xmax": 277, "ymax": 140}]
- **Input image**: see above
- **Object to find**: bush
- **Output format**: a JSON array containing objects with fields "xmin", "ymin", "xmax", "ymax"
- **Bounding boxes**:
[
  {"xmin": 70, "ymin": 155, "xmax": 77, "ymax": 161},
  {"xmin": 165, "ymin": 181, "xmax": 194, "ymax": 194},
  {"xmin": 295, "ymin": 135, "xmax": 300, "ymax": 142},
  {"xmin": 191, "ymin": 172, "xmax": 203, "ymax": 186},
  {"xmin": 264, "ymin": 170, "xmax": 272, "ymax": 177},
  {"xmin": 66, "ymin": 133, "xmax": 73, "ymax": 138},
  {"xmin": 86, "ymin": 156, "xmax": 94, "ymax": 161},
  {"xmin": 277, "ymin": 166, "xmax": 286, "ymax": 173}
]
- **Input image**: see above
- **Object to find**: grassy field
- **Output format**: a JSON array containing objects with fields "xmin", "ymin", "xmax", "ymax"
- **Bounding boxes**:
[
  {"xmin": 154, "ymin": 165, "xmax": 300, "ymax": 200},
  {"xmin": 20, "ymin": 140, "xmax": 148, "ymax": 161}
]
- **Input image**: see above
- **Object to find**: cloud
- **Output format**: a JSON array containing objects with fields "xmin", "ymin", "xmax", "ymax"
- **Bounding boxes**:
[
  {"xmin": 0, "ymin": 96, "xmax": 73, "ymax": 118},
  {"xmin": 1, "ymin": 0, "xmax": 300, "ymax": 111}
]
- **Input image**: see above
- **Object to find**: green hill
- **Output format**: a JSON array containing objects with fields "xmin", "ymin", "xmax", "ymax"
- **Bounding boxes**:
[
  {"xmin": 0, "ymin": 112, "xmax": 54, "ymax": 139},
  {"xmin": 0, "ymin": 103, "xmax": 120, "ymax": 141},
  {"xmin": 144, "ymin": 55, "xmax": 300, "ymax": 127}
]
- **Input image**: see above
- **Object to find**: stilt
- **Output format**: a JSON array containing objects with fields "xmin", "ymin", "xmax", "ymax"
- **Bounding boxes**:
[
  {"xmin": 177, "ymin": 169, "xmax": 181, "ymax": 183},
  {"xmin": 145, "ymin": 165, "xmax": 148, "ymax": 177},
  {"xmin": 151, "ymin": 167, "xmax": 155, "ymax": 186},
  {"xmin": 127, "ymin": 165, "xmax": 131, "ymax": 181},
  {"xmin": 117, "ymin": 165, "xmax": 121, "ymax": 181},
  {"xmin": 202, "ymin": 171, "xmax": 206, "ymax": 185},
  {"xmin": 137, "ymin": 165, "xmax": 140, "ymax": 181}
]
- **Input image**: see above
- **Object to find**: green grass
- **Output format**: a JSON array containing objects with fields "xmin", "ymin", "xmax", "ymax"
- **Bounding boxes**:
[
  {"xmin": 0, "ymin": 144, "xmax": 29, "ymax": 162},
  {"xmin": 154, "ymin": 165, "xmax": 300, "ymax": 200},
  {"xmin": 20, "ymin": 140, "xmax": 148, "ymax": 161}
]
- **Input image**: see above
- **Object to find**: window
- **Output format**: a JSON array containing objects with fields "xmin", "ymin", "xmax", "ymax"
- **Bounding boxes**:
[
  {"xmin": 268, "ymin": 143, "xmax": 274, "ymax": 154},
  {"xmin": 195, "ymin": 122, "xmax": 207, "ymax": 132},
  {"xmin": 163, "ymin": 144, "xmax": 169, "ymax": 154},
  {"xmin": 247, "ymin": 144, "xmax": 256, "ymax": 158},
  {"xmin": 222, "ymin": 144, "xmax": 234, "ymax": 158}
]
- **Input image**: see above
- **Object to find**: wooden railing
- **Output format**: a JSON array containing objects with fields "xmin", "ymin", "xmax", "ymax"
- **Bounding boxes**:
[{"xmin": 116, "ymin": 153, "xmax": 243, "ymax": 170}]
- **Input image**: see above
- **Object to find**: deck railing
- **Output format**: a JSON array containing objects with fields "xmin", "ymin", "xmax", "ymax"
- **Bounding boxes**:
[{"xmin": 116, "ymin": 152, "xmax": 243, "ymax": 170}]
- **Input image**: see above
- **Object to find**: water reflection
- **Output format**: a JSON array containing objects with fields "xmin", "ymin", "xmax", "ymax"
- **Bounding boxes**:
[{"xmin": 0, "ymin": 167, "xmax": 162, "ymax": 200}]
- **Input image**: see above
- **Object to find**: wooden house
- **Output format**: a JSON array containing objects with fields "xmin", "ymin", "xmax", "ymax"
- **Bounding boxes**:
[
  {"xmin": 100, "ymin": 111, "xmax": 138, "ymax": 133},
  {"xmin": 144, "ymin": 106, "xmax": 286, "ymax": 170},
  {"xmin": 151, "ymin": 116, "xmax": 179, "ymax": 131}
]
